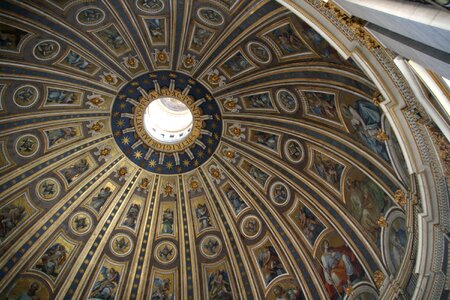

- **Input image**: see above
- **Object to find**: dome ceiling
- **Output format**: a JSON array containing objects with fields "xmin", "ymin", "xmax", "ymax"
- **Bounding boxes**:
[{"xmin": 0, "ymin": 0, "xmax": 414, "ymax": 299}]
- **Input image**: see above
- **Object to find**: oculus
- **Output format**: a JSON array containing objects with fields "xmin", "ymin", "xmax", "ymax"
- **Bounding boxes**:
[{"xmin": 143, "ymin": 97, "xmax": 194, "ymax": 144}]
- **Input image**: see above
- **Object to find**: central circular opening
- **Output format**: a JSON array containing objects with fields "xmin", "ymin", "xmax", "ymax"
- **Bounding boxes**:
[{"xmin": 143, "ymin": 97, "xmax": 194, "ymax": 144}]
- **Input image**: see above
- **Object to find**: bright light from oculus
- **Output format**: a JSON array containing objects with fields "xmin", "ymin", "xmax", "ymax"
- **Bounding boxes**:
[{"xmin": 143, "ymin": 97, "xmax": 194, "ymax": 144}]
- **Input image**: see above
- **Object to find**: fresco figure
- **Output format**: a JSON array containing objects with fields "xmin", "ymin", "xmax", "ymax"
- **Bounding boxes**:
[
  {"xmin": 35, "ymin": 41, "xmax": 58, "ymax": 59},
  {"xmin": 35, "ymin": 243, "xmax": 68, "ymax": 279},
  {"xmin": 74, "ymin": 215, "xmax": 88, "ymax": 231},
  {"xmin": 18, "ymin": 137, "xmax": 36, "ymax": 154},
  {"xmin": 270, "ymin": 24, "xmax": 307, "ymax": 55},
  {"xmin": 47, "ymin": 89, "xmax": 76, "ymax": 104},
  {"xmin": 61, "ymin": 158, "xmax": 90, "ymax": 184},
  {"xmin": 90, "ymin": 187, "xmax": 112, "ymax": 212},
  {"xmin": 122, "ymin": 203, "xmax": 141, "ymax": 229},
  {"xmin": 246, "ymin": 93, "xmax": 273, "ymax": 109},
  {"xmin": 248, "ymin": 165, "xmax": 269, "ymax": 186},
  {"xmin": 345, "ymin": 175, "xmax": 390, "ymax": 244},
  {"xmin": 0, "ymin": 24, "xmax": 27, "ymax": 51},
  {"xmin": 10, "ymin": 281, "xmax": 41, "ymax": 300},
  {"xmin": 305, "ymin": 92, "xmax": 337, "ymax": 119},
  {"xmin": 320, "ymin": 240, "xmax": 364, "ymax": 299},
  {"xmin": 389, "ymin": 217, "xmax": 408, "ymax": 273},
  {"xmin": 78, "ymin": 9, "xmax": 103, "ymax": 23},
  {"xmin": 98, "ymin": 26, "xmax": 125, "ymax": 49},
  {"xmin": 195, "ymin": 203, "xmax": 212, "ymax": 230},
  {"xmin": 257, "ymin": 245, "xmax": 287, "ymax": 286},
  {"xmin": 65, "ymin": 51, "xmax": 90, "ymax": 70},
  {"xmin": 151, "ymin": 277, "xmax": 173, "ymax": 300},
  {"xmin": 41, "ymin": 181, "xmax": 57, "ymax": 198},
  {"xmin": 249, "ymin": 43, "xmax": 270, "ymax": 62},
  {"xmin": 224, "ymin": 187, "xmax": 247, "ymax": 215},
  {"xmin": 286, "ymin": 140, "xmax": 303, "ymax": 162},
  {"xmin": 114, "ymin": 237, "xmax": 129, "ymax": 254},
  {"xmin": 203, "ymin": 238, "xmax": 220, "ymax": 256},
  {"xmin": 255, "ymin": 131, "xmax": 278, "ymax": 151},
  {"xmin": 222, "ymin": 52, "xmax": 251, "ymax": 76},
  {"xmin": 47, "ymin": 127, "xmax": 77, "ymax": 147},
  {"xmin": 15, "ymin": 87, "xmax": 35, "ymax": 104},
  {"xmin": 200, "ymin": 9, "xmax": 223, "ymax": 24},
  {"xmin": 141, "ymin": 0, "xmax": 163, "ymax": 10},
  {"xmin": 0, "ymin": 203, "xmax": 26, "ymax": 242},
  {"xmin": 89, "ymin": 267, "xmax": 120, "ymax": 300},
  {"xmin": 272, "ymin": 284, "xmax": 304, "ymax": 300},
  {"xmin": 342, "ymin": 100, "xmax": 389, "ymax": 161},
  {"xmin": 312, "ymin": 153, "xmax": 344, "ymax": 189},
  {"xmin": 243, "ymin": 217, "xmax": 260, "ymax": 237},
  {"xmin": 272, "ymin": 184, "xmax": 288, "ymax": 204},
  {"xmin": 192, "ymin": 27, "xmax": 212, "ymax": 50},
  {"xmin": 208, "ymin": 269, "xmax": 233, "ymax": 300},
  {"xmin": 147, "ymin": 19, "xmax": 164, "ymax": 41},
  {"xmin": 279, "ymin": 91, "xmax": 296, "ymax": 111},
  {"xmin": 161, "ymin": 208, "xmax": 174, "ymax": 234},
  {"xmin": 294, "ymin": 205, "xmax": 325, "ymax": 245}
]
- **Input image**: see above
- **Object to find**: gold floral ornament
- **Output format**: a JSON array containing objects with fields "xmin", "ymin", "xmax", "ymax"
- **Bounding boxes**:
[
  {"xmin": 373, "ymin": 270, "xmax": 385, "ymax": 289},
  {"xmin": 153, "ymin": 49, "xmax": 169, "ymax": 64},
  {"xmin": 222, "ymin": 147, "xmax": 239, "ymax": 163},
  {"xmin": 140, "ymin": 177, "xmax": 149, "ymax": 189},
  {"xmin": 87, "ymin": 121, "xmax": 104, "ymax": 136},
  {"xmin": 377, "ymin": 216, "xmax": 388, "ymax": 228},
  {"xmin": 183, "ymin": 54, "xmax": 196, "ymax": 68},
  {"xmin": 207, "ymin": 69, "xmax": 226, "ymax": 87},
  {"xmin": 94, "ymin": 145, "xmax": 113, "ymax": 162},
  {"xmin": 100, "ymin": 148, "xmax": 110, "ymax": 156},
  {"xmin": 89, "ymin": 121, "xmax": 103, "ymax": 132},
  {"xmin": 228, "ymin": 124, "xmax": 245, "ymax": 141},
  {"xmin": 223, "ymin": 97, "xmax": 241, "ymax": 113},
  {"xmin": 208, "ymin": 165, "xmax": 225, "ymax": 184},
  {"xmin": 86, "ymin": 94, "xmax": 105, "ymax": 109},
  {"xmin": 164, "ymin": 183, "xmax": 173, "ymax": 196},
  {"xmin": 118, "ymin": 167, "xmax": 127, "ymax": 176},
  {"xmin": 375, "ymin": 129, "xmax": 389, "ymax": 142},
  {"xmin": 394, "ymin": 189, "xmax": 407, "ymax": 207},
  {"xmin": 224, "ymin": 150, "xmax": 235, "ymax": 159},
  {"xmin": 190, "ymin": 180, "xmax": 199, "ymax": 190},
  {"xmin": 101, "ymin": 72, "xmax": 119, "ymax": 85},
  {"xmin": 123, "ymin": 55, "xmax": 139, "ymax": 69}
]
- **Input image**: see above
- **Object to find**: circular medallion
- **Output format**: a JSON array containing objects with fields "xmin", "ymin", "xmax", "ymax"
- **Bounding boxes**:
[
  {"xmin": 70, "ymin": 212, "xmax": 93, "ymax": 235},
  {"xmin": 154, "ymin": 241, "xmax": 177, "ymax": 264},
  {"xmin": 240, "ymin": 215, "xmax": 262, "ymax": 239},
  {"xmin": 33, "ymin": 40, "xmax": 60, "ymax": 61},
  {"xmin": 15, "ymin": 134, "xmax": 39, "ymax": 157},
  {"xmin": 76, "ymin": 7, "xmax": 105, "ymax": 26},
  {"xmin": 136, "ymin": 0, "xmax": 165, "ymax": 13},
  {"xmin": 197, "ymin": 7, "xmax": 224, "ymax": 26},
  {"xmin": 246, "ymin": 41, "xmax": 272, "ymax": 64},
  {"xmin": 110, "ymin": 233, "xmax": 133, "ymax": 257},
  {"xmin": 36, "ymin": 178, "xmax": 61, "ymax": 201},
  {"xmin": 269, "ymin": 181, "xmax": 291, "ymax": 206},
  {"xmin": 276, "ymin": 89, "xmax": 298, "ymax": 113},
  {"xmin": 200, "ymin": 235, "xmax": 222, "ymax": 259},
  {"xmin": 13, "ymin": 85, "xmax": 39, "ymax": 108},
  {"xmin": 111, "ymin": 71, "xmax": 222, "ymax": 174},
  {"xmin": 284, "ymin": 139, "xmax": 304, "ymax": 163}
]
